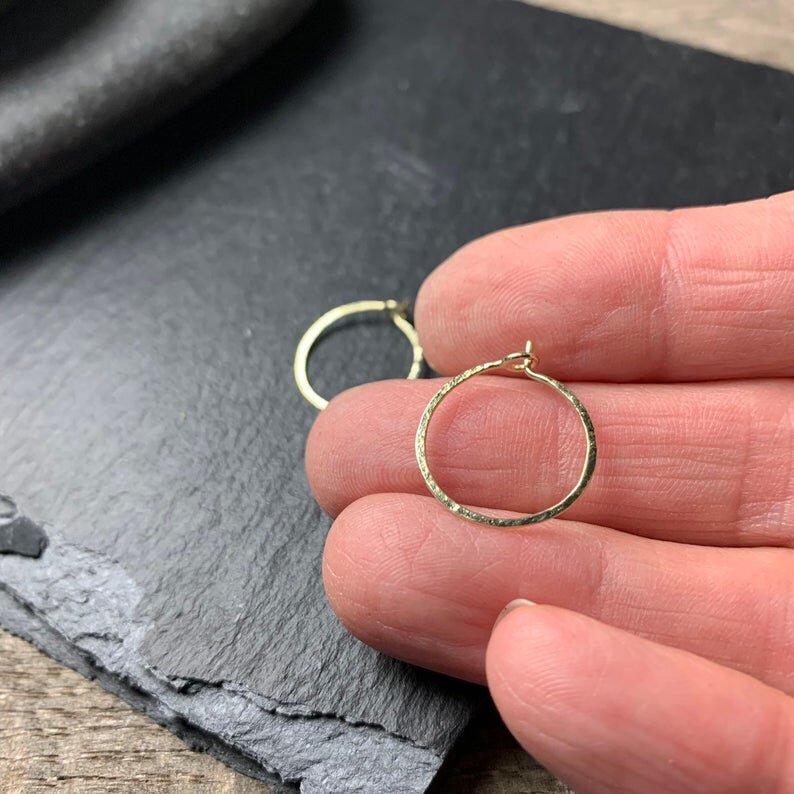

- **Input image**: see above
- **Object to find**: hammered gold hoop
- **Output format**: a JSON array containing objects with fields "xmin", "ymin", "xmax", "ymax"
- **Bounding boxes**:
[
  {"xmin": 295, "ymin": 299, "xmax": 424, "ymax": 410},
  {"xmin": 415, "ymin": 341, "xmax": 596, "ymax": 527}
]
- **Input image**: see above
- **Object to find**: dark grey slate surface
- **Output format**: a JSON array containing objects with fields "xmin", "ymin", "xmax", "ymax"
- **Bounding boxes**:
[
  {"xmin": 1, "ymin": 0, "xmax": 793, "ymax": 791},
  {"xmin": 0, "ymin": 0, "xmax": 313, "ymax": 211}
]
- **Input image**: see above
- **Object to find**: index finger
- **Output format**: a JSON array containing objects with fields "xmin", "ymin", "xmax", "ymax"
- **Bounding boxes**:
[{"xmin": 416, "ymin": 191, "xmax": 794, "ymax": 381}]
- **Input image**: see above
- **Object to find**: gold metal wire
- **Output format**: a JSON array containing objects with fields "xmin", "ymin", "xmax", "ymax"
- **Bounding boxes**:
[
  {"xmin": 294, "ymin": 299, "xmax": 424, "ymax": 410},
  {"xmin": 415, "ymin": 341, "xmax": 597, "ymax": 526}
]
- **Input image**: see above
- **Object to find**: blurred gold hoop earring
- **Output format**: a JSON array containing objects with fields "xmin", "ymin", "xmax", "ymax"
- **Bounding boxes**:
[
  {"xmin": 295, "ymin": 299, "xmax": 424, "ymax": 411},
  {"xmin": 415, "ymin": 341, "xmax": 596, "ymax": 527}
]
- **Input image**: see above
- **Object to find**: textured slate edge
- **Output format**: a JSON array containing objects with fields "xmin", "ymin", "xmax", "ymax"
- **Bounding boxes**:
[
  {"xmin": 0, "ymin": 0, "xmax": 315, "ymax": 213},
  {"xmin": 0, "ymin": 526, "xmax": 446, "ymax": 794},
  {"xmin": 0, "ymin": 594, "xmax": 293, "ymax": 794}
]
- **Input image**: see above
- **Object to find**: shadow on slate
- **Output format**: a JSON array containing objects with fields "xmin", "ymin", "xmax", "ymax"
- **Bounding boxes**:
[{"xmin": 1, "ymin": 0, "xmax": 793, "ymax": 792}]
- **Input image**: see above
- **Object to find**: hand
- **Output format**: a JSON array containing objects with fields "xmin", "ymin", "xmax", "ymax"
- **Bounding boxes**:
[{"xmin": 305, "ymin": 192, "xmax": 794, "ymax": 793}]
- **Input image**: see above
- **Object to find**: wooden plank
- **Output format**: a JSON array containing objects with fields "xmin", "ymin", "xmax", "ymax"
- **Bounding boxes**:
[
  {"xmin": 526, "ymin": 0, "xmax": 794, "ymax": 71},
  {"xmin": 0, "ymin": 630, "xmax": 570, "ymax": 793},
  {"xmin": 0, "ymin": 631, "xmax": 266, "ymax": 793}
]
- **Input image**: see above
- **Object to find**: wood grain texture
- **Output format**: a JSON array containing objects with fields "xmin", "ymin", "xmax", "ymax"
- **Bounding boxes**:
[
  {"xmin": 0, "ymin": 631, "xmax": 570, "ymax": 794},
  {"xmin": 3, "ymin": 1, "xmax": 791, "ymax": 792},
  {"xmin": 0, "ymin": 631, "xmax": 264, "ymax": 794},
  {"xmin": 526, "ymin": 0, "xmax": 794, "ymax": 71}
]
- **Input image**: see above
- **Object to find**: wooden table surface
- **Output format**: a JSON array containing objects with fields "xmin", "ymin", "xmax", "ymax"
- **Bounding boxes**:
[{"xmin": 3, "ymin": 2, "xmax": 793, "ymax": 792}]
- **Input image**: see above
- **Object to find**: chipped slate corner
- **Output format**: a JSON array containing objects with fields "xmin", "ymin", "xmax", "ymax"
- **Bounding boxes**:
[
  {"xmin": 0, "ymin": 495, "xmax": 48, "ymax": 558},
  {"xmin": 0, "ymin": 516, "xmax": 445, "ymax": 794}
]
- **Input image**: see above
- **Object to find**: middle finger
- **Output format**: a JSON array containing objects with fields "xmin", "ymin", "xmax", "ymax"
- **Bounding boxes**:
[{"xmin": 306, "ymin": 377, "xmax": 794, "ymax": 547}]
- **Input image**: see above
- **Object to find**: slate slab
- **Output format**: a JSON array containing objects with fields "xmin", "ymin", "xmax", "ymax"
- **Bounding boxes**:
[{"xmin": 1, "ymin": 0, "xmax": 793, "ymax": 791}]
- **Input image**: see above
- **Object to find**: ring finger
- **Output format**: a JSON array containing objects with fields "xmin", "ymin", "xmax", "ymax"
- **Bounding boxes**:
[{"xmin": 324, "ymin": 492, "xmax": 794, "ymax": 694}]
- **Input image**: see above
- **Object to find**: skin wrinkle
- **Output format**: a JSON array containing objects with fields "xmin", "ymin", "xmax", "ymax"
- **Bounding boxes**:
[
  {"xmin": 750, "ymin": 396, "xmax": 794, "ymax": 531},
  {"xmin": 328, "ymin": 542, "xmax": 492, "ymax": 677},
  {"xmin": 782, "ymin": 401, "xmax": 794, "ymax": 530},
  {"xmin": 415, "ymin": 202, "xmax": 794, "ymax": 382},
  {"xmin": 572, "ymin": 215, "xmax": 652, "ymax": 368},
  {"xmin": 585, "ymin": 541, "xmax": 794, "ymax": 693},
  {"xmin": 613, "ymin": 611, "xmax": 779, "ymax": 679},
  {"xmin": 653, "ymin": 209, "xmax": 680, "ymax": 381},
  {"xmin": 718, "ymin": 388, "xmax": 753, "ymax": 536},
  {"xmin": 565, "ymin": 524, "xmax": 612, "ymax": 619},
  {"xmin": 557, "ymin": 218, "xmax": 644, "ymax": 378},
  {"xmin": 734, "ymin": 398, "xmax": 765, "ymax": 534},
  {"xmin": 735, "ymin": 386, "xmax": 794, "ymax": 536},
  {"xmin": 324, "ymin": 492, "xmax": 794, "ymax": 695},
  {"xmin": 399, "ymin": 517, "xmax": 440, "ymax": 585},
  {"xmin": 759, "ymin": 572, "xmax": 794, "ymax": 693},
  {"xmin": 684, "ymin": 202, "xmax": 794, "ymax": 373},
  {"xmin": 431, "ymin": 378, "xmax": 573, "ymax": 503},
  {"xmin": 309, "ymin": 378, "xmax": 794, "ymax": 545},
  {"xmin": 513, "ymin": 521, "xmax": 610, "ymax": 611}
]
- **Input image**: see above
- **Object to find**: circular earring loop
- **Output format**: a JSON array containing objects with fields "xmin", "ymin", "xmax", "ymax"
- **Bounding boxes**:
[
  {"xmin": 295, "ymin": 299, "xmax": 424, "ymax": 410},
  {"xmin": 415, "ymin": 341, "xmax": 597, "ymax": 527}
]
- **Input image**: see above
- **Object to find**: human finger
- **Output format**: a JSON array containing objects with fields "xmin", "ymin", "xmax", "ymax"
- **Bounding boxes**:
[
  {"xmin": 415, "ymin": 191, "xmax": 794, "ymax": 381},
  {"xmin": 487, "ymin": 604, "xmax": 794, "ymax": 794},
  {"xmin": 307, "ymin": 377, "xmax": 794, "ymax": 547},
  {"xmin": 323, "ymin": 493, "xmax": 794, "ymax": 694}
]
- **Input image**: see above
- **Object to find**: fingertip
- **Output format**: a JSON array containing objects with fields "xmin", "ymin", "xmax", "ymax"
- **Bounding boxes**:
[
  {"xmin": 321, "ymin": 493, "xmax": 495, "ymax": 680},
  {"xmin": 414, "ymin": 230, "xmax": 508, "ymax": 374},
  {"xmin": 322, "ymin": 493, "xmax": 388, "ymax": 620},
  {"xmin": 305, "ymin": 394, "xmax": 347, "ymax": 516},
  {"xmin": 306, "ymin": 380, "xmax": 435, "ymax": 517},
  {"xmin": 305, "ymin": 382, "xmax": 398, "ymax": 516},
  {"xmin": 493, "ymin": 598, "xmax": 537, "ymax": 629},
  {"xmin": 486, "ymin": 604, "xmax": 582, "ymax": 715},
  {"xmin": 322, "ymin": 493, "xmax": 420, "ymax": 643},
  {"xmin": 486, "ymin": 604, "xmax": 794, "ymax": 794},
  {"xmin": 414, "ymin": 212, "xmax": 653, "ymax": 377},
  {"xmin": 304, "ymin": 397, "xmax": 331, "ymax": 499},
  {"xmin": 415, "ymin": 196, "xmax": 794, "ymax": 382},
  {"xmin": 486, "ymin": 604, "xmax": 622, "ymax": 779}
]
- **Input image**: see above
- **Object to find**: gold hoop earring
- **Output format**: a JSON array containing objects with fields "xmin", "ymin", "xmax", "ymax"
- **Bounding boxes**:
[
  {"xmin": 415, "ymin": 341, "xmax": 596, "ymax": 527},
  {"xmin": 295, "ymin": 299, "xmax": 424, "ymax": 410}
]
